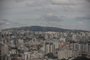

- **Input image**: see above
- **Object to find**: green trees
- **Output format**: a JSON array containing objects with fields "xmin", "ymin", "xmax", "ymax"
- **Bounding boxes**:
[
  {"xmin": 73, "ymin": 54, "xmax": 90, "ymax": 60},
  {"xmin": 45, "ymin": 53, "xmax": 58, "ymax": 59},
  {"xmin": 61, "ymin": 58, "xmax": 67, "ymax": 60}
]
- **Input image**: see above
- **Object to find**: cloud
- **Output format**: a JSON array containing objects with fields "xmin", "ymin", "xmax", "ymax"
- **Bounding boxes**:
[
  {"xmin": 86, "ymin": 0, "xmax": 90, "ymax": 2},
  {"xmin": 51, "ymin": 0, "xmax": 70, "ymax": 4},
  {"xmin": 0, "ymin": 19, "xmax": 9, "ymax": 29},
  {"xmin": 0, "ymin": 19, "xmax": 21, "ymax": 29},
  {"xmin": 15, "ymin": 0, "xmax": 25, "ymax": 3},
  {"xmin": 0, "ymin": 19, "xmax": 8, "ymax": 25},
  {"xmin": 50, "ymin": 0, "xmax": 87, "ymax": 6},
  {"xmin": 42, "ymin": 13, "xmax": 62, "ymax": 22},
  {"xmin": 0, "ymin": 0, "xmax": 90, "ymax": 31},
  {"xmin": 78, "ymin": 17, "xmax": 90, "ymax": 21}
]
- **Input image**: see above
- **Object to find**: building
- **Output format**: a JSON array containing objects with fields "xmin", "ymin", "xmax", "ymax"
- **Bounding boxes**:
[
  {"xmin": 58, "ymin": 49, "xmax": 73, "ymax": 59},
  {"xmin": 45, "ymin": 42, "xmax": 55, "ymax": 54},
  {"xmin": 0, "ymin": 42, "xmax": 10, "ymax": 60},
  {"xmin": 24, "ymin": 52, "xmax": 31, "ymax": 60}
]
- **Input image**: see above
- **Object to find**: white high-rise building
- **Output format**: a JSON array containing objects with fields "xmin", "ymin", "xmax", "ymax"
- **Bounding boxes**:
[
  {"xmin": 58, "ymin": 49, "xmax": 73, "ymax": 59},
  {"xmin": 88, "ymin": 43, "xmax": 90, "ymax": 57},
  {"xmin": 45, "ymin": 42, "xmax": 55, "ymax": 54},
  {"xmin": 24, "ymin": 52, "xmax": 31, "ymax": 60}
]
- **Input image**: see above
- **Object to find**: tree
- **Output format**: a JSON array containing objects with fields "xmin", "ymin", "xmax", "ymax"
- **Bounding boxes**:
[
  {"xmin": 45, "ymin": 53, "xmax": 58, "ymax": 59},
  {"xmin": 73, "ymin": 54, "xmax": 90, "ymax": 60},
  {"xmin": 61, "ymin": 58, "xmax": 67, "ymax": 60}
]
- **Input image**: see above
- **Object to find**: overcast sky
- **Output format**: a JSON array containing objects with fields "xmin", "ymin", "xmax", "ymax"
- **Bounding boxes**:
[{"xmin": 0, "ymin": 0, "xmax": 90, "ymax": 31}]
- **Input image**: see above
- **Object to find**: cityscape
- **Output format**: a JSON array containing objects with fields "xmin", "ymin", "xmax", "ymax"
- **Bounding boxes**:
[
  {"xmin": 0, "ymin": 0, "xmax": 90, "ymax": 60},
  {"xmin": 0, "ymin": 26, "xmax": 90, "ymax": 60}
]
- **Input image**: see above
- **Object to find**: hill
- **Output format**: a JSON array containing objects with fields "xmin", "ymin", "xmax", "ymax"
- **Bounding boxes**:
[{"xmin": 2, "ymin": 26, "xmax": 89, "ymax": 32}]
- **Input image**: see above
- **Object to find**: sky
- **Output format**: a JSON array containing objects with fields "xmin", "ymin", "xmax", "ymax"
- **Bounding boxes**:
[{"xmin": 0, "ymin": 0, "xmax": 90, "ymax": 31}]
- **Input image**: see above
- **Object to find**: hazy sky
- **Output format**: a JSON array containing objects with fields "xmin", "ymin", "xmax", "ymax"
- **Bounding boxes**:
[{"xmin": 0, "ymin": 0, "xmax": 90, "ymax": 30}]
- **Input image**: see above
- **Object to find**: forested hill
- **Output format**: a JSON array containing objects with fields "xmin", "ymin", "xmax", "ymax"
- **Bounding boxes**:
[{"xmin": 2, "ymin": 26, "xmax": 89, "ymax": 32}]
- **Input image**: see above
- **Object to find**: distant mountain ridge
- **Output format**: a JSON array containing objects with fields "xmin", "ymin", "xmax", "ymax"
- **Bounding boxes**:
[{"xmin": 2, "ymin": 26, "xmax": 89, "ymax": 32}]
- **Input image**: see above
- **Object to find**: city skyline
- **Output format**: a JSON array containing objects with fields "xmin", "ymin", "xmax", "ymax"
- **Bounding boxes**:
[{"xmin": 0, "ymin": 28, "xmax": 90, "ymax": 60}]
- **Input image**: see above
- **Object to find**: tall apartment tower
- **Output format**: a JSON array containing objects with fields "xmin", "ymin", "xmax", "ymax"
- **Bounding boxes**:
[
  {"xmin": 24, "ymin": 52, "xmax": 31, "ymax": 60},
  {"xmin": 0, "ymin": 42, "xmax": 10, "ymax": 60},
  {"xmin": 88, "ymin": 43, "xmax": 90, "ymax": 57},
  {"xmin": 45, "ymin": 42, "xmax": 55, "ymax": 54}
]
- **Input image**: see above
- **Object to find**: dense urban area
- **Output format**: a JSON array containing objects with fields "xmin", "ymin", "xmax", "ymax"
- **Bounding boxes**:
[{"xmin": 0, "ymin": 27, "xmax": 90, "ymax": 60}]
